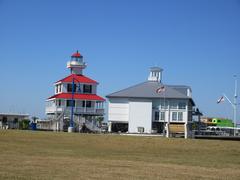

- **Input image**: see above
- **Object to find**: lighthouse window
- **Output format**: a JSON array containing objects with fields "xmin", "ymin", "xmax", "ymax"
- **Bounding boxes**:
[
  {"xmin": 82, "ymin": 101, "xmax": 91, "ymax": 108},
  {"xmin": 58, "ymin": 85, "xmax": 62, "ymax": 93},
  {"xmin": 83, "ymin": 85, "xmax": 92, "ymax": 93},
  {"xmin": 86, "ymin": 101, "xmax": 91, "ymax": 107},
  {"xmin": 57, "ymin": 100, "xmax": 61, "ymax": 107},
  {"xmin": 67, "ymin": 84, "xmax": 77, "ymax": 92},
  {"xmin": 67, "ymin": 100, "xmax": 75, "ymax": 107}
]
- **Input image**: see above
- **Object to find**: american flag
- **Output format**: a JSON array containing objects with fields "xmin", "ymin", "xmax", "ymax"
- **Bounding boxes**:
[
  {"xmin": 156, "ymin": 86, "xmax": 165, "ymax": 94},
  {"xmin": 217, "ymin": 96, "xmax": 224, "ymax": 104}
]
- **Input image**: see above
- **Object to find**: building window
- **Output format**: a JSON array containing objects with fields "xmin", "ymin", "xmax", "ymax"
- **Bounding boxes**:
[
  {"xmin": 67, "ymin": 84, "xmax": 76, "ymax": 92},
  {"xmin": 56, "ymin": 84, "xmax": 62, "ymax": 93},
  {"xmin": 179, "ymin": 102, "xmax": 186, "ymax": 109},
  {"xmin": 178, "ymin": 112, "xmax": 183, "ymax": 121},
  {"xmin": 83, "ymin": 85, "xmax": 92, "ymax": 93},
  {"xmin": 82, "ymin": 101, "xmax": 91, "ymax": 108},
  {"xmin": 172, "ymin": 112, "xmax": 177, "ymax": 121},
  {"xmin": 172, "ymin": 112, "xmax": 183, "ymax": 121},
  {"xmin": 160, "ymin": 101, "xmax": 167, "ymax": 109},
  {"xmin": 155, "ymin": 111, "xmax": 159, "ymax": 121},
  {"xmin": 86, "ymin": 101, "xmax": 91, "ymax": 107},
  {"xmin": 58, "ymin": 85, "xmax": 61, "ymax": 93},
  {"xmin": 160, "ymin": 112, "xmax": 165, "ymax": 121},
  {"xmin": 13, "ymin": 118, "xmax": 18, "ymax": 124},
  {"xmin": 170, "ymin": 102, "xmax": 178, "ymax": 109},
  {"xmin": 2, "ymin": 117, "xmax": 7, "ymax": 124},
  {"xmin": 66, "ymin": 100, "xmax": 75, "ymax": 107}
]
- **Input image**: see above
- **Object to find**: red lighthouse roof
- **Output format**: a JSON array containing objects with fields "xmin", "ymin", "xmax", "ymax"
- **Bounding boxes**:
[
  {"xmin": 56, "ymin": 74, "xmax": 98, "ymax": 84},
  {"xmin": 48, "ymin": 93, "xmax": 105, "ymax": 101},
  {"xmin": 71, "ymin": 51, "xmax": 82, "ymax": 57}
]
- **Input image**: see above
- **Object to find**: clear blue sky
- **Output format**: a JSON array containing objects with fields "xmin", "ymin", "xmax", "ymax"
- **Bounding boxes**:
[{"xmin": 0, "ymin": 0, "xmax": 240, "ymax": 121}]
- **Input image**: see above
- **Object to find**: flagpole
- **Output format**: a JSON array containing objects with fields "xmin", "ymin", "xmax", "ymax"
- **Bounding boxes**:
[
  {"xmin": 156, "ymin": 86, "xmax": 166, "ymax": 136},
  {"xmin": 163, "ymin": 87, "xmax": 166, "ymax": 137},
  {"xmin": 233, "ymin": 75, "xmax": 237, "ymax": 136},
  {"xmin": 222, "ymin": 94, "xmax": 234, "ymax": 107},
  {"xmin": 221, "ymin": 75, "xmax": 238, "ymax": 136}
]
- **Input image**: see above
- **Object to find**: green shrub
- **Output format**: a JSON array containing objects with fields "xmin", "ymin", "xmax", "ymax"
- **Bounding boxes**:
[{"xmin": 19, "ymin": 119, "xmax": 30, "ymax": 130}]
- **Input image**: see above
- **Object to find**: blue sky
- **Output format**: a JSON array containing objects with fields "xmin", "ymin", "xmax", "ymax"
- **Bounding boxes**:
[{"xmin": 0, "ymin": 0, "xmax": 240, "ymax": 121}]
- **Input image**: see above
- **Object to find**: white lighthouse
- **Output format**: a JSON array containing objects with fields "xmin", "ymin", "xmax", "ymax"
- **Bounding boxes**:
[{"xmin": 46, "ymin": 51, "xmax": 105, "ymax": 132}]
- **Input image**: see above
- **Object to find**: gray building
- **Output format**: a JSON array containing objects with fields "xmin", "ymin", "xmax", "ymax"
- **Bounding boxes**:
[{"xmin": 106, "ymin": 67, "xmax": 196, "ymax": 138}]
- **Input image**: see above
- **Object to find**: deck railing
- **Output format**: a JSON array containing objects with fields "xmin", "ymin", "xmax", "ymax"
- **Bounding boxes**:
[{"xmin": 46, "ymin": 106, "xmax": 104, "ymax": 115}]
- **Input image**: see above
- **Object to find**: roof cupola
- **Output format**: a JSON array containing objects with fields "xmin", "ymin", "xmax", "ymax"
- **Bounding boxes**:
[{"xmin": 148, "ymin": 67, "xmax": 163, "ymax": 83}]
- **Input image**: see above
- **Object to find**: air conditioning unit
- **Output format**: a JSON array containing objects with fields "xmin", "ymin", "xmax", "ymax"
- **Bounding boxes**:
[{"xmin": 137, "ymin": 127, "xmax": 144, "ymax": 133}]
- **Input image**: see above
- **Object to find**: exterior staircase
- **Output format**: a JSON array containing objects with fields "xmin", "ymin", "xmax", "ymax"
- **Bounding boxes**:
[
  {"xmin": 48, "ymin": 109, "xmax": 102, "ymax": 132},
  {"xmin": 76, "ymin": 116, "xmax": 102, "ymax": 133}
]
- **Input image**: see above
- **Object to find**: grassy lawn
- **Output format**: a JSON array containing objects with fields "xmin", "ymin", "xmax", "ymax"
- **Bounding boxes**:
[{"xmin": 0, "ymin": 130, "xmax": 240, "ymax": 180}]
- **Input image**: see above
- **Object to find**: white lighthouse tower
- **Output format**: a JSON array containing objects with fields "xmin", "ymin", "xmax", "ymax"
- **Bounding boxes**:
[{"xmin": 67, "ymin": 51, "xmax": 86, "ymax": 75}]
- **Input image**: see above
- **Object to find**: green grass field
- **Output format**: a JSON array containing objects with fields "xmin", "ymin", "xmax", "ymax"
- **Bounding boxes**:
[{"xmin": 0, "ymin": 130, "xmax": 240, "ymax": 180}]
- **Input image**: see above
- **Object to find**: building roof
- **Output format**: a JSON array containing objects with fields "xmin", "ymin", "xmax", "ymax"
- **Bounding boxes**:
[
  {"xmin": 106, "ymin": 81, "xmax": 195, "ymax": 105},
  {"xmin": 55, "ymin": 74, "xmax": 98, "ymax": 84},
  {"xmin": 0, "ymin": 113, "xmax": 29, "ymax": 117},
  {"xmin": 48, "ymin": 93, "xmax": 105, "ymax": 101},
  {"xmin": 71, "ymin": 51, "xmax": 82, "ymax": 57}
]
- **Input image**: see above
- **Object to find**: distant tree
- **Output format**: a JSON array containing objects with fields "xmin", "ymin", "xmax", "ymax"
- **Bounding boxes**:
[{"xmin": 19, "ymin": 119, "xmax": 30, "ymax": 130}]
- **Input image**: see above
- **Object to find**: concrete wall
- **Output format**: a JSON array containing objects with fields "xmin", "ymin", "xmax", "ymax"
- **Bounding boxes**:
[
  {"xmin": 108, "ymin": 98, "xmax": 129, "ymax": 122},
  {"xmin": 129, "ymin": 99, "xmax": 152, "ymax": 133}
]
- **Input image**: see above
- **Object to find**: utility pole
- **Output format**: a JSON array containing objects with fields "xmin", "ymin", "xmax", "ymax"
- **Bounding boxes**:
[
  {"xmin": 69, "ymin": 77, "xmax": 75, "ymax": 132},
  {"xmin": 222, "ymin": 75, "xmax": 238, "ymax": 136}
]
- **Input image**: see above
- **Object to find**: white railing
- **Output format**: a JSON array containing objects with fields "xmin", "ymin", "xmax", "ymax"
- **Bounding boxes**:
[
  {"xmin": 74, "ymin": 107, "xmax": 104, "ymax": 114},
  {"xmin": 46, "ymin": 106, "xmax": 104, "ymax": 115}
]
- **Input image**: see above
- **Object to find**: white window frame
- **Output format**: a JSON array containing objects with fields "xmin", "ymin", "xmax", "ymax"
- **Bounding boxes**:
[
  {"xmin": 178, "ymin": 102, "xmax": 186, "ymax": 110},
  {"xmin": 178, "ymin": 112, "xmax": 183, "ymax": 121},
  {"xmin": 154, "ymin": 111, "xmax": 159, "ymax": 121},
  {"xmin": 170, "ymin": 102, "xmax": 178, "ymax": 109},
  {"xmin": 172, "ymin": 112, "xmax": 178, "ymax": 121},
  {"xmin": 160, "ymin": 112, "xmax": 165, "ymax": 121}
]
